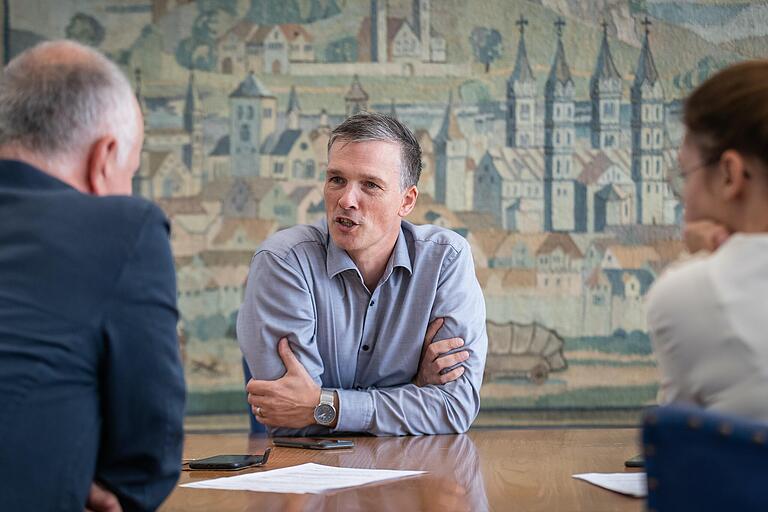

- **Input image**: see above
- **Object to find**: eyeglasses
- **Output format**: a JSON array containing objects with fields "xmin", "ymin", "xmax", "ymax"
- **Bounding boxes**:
[{"xmin": 668, "ymin": 158, "xmax": 718, "ymax": 199}]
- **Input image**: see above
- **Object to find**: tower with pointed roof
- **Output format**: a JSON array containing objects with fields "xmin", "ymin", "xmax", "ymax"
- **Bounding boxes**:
[
  {"xmin": 414, "ymin": 0, "xmax": 431, "ymax": 62},
  {"xmin": 229, "ymin": 71, "xmax": 277, "ymax": 177},
  {"xmin": 590, "ymin": 21, "xmax": 622, "ymax": 150},
  {"xmin": 371, "ymin": 0, "xmax": 387, "ymax": 62},
  {"xmin": 434, "ymin": 92, "xmax": 468, "ymax": 210},
  {"xmin": 506, "ymin": 15, "xmax": 536, "ymax": 148},
  {"xmin": 182, "ymin": 69, "xmax": 204, "ymax": 176},
  {"xmin": 345, "ymin": 75, "xmax": 369, "ymax": 117},
  {"xmin": 631, "ymin": 17, "xmax": 665, "ymax": 225},
  {"xmin": 286, "ymin": 85, "xmax": 301, "ymax": 130},
  {"xmin": 544, "ymin": 19, "xmax": 583, "ymax": 232}
]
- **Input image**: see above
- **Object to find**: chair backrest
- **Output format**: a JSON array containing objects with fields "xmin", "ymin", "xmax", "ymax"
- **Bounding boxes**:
[
  {"xmin": 643, "ymin": 404, "xmax": 768, "ymax": 512},
  {"xmin": 242, "ymin": 358, "xmax": 267, "ymax": 434}
]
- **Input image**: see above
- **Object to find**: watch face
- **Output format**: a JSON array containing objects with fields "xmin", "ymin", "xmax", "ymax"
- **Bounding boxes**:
[{"xmin": 314, "ymin": 403, "xmax": 336, "ymax": 425}]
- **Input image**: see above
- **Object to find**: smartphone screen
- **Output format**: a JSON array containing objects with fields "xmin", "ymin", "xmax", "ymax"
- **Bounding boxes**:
[
  {"xmin": 272, "ymin": 438, "xmax": 355, "ymax": 450},
  {"xmin": 188, "ymin": 449, "xmax": 270, "ymax": 470}
]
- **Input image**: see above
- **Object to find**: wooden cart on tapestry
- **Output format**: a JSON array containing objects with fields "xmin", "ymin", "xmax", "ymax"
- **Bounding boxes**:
[{"xmin": 484, "ymin": 321, "xmax": 567, "ymax": 385}]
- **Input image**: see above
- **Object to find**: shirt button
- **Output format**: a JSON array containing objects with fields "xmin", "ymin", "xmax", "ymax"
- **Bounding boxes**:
[
  {"xmin": 362, "ymin": 345, "xmax": 370, "ymax": 351},
  {"xmin": 369, "ymin": 300, "xmax": 375, "ymax": 307}
]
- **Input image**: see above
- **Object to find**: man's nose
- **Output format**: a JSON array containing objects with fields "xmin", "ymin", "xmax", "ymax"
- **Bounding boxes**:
[{"xmin": 338, "ymin": 185, "xmax": 359, "ymax": 210}]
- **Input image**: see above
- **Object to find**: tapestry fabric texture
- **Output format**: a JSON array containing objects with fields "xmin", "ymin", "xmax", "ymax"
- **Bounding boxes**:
[{"xmin": 5, "ymin": 0, "xmax": 764, "ymax": 421}]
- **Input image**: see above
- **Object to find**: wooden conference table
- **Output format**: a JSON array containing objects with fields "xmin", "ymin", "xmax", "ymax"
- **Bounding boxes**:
[{"xmin": 161, "ymin": 429, "xmax": 644, "ymax": 512}]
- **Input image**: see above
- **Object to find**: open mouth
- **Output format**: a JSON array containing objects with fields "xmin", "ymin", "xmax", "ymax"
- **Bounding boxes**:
[{"xmin": 335, "ymin": 217, "xmax": 358, "ymax": 228}]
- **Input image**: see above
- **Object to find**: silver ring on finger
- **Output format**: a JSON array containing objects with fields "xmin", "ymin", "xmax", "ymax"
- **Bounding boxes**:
[{"xmin": 256, "ymin": 406, "xmax": 263, "ymax": 417}]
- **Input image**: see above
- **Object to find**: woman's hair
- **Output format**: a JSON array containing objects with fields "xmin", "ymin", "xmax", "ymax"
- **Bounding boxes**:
[{"xmin": 684, "ymin": 60, "xmax": 768, "ymax": 169}]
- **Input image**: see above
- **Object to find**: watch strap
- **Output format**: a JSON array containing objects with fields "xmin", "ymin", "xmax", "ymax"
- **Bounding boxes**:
[{"xmin": 319, "ymin": 388, "xmax": 335, "ymax": 406}]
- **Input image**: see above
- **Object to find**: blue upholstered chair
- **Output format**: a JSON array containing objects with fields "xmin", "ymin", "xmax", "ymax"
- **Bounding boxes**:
[
  {"xmin": 242, "ymin": 358, "xmax": 267, "ymax": 434},
  {"xmin": 643, "ymin": 404, "xmax": 768, "ymax": 512}
]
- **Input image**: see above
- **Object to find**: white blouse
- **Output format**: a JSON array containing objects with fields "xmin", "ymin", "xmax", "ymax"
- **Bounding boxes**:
[{"xmin": 646, "ymin": 234, "xmax": 768, "ymax": 421}]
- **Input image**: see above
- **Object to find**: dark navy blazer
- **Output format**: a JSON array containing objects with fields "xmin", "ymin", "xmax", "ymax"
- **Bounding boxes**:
[{"xmin": 0, "ymin": 160, "xmax": 186, "ymax": 511}]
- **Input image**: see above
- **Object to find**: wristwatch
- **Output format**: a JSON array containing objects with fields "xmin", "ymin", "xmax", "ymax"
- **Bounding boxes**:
[{"xmin": 313, "ymin": 389, "xmax": 337, "ymax": 426}]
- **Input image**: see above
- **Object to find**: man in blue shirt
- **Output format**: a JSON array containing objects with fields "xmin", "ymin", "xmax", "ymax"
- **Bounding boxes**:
[
  {"xmin": 0, "ymin": 41, "xmax": 185, "ymax": 511},
  {"xmin": 238, "ymin": 112, "xmax": 487, "ymax": 436}
]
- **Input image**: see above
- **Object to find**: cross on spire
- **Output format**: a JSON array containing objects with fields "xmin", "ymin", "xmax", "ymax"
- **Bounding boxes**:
[
  {"xmin": 516, "ymin": 15, "xmax": 528, "ymax": 36},
  {"xmin": 642, "ymin": 16, "xmax": 652, "ymax": 35},
  {"xmin": 554, "ymin": 17, "xmax": 566, "ymax": 37}
]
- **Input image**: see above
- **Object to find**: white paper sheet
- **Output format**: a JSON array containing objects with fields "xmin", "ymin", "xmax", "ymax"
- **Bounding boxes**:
[
  {"xmin": 572, "ymin": 472, "xmax": 647, "ymax": 498},
  {"xmin": 181, "ymin": 463, "xmax": 426, "ymax": 494}
]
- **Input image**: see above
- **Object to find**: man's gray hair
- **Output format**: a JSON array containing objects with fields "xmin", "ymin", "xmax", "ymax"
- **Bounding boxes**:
[
  {"xmin": 328, "ymin": 111, "xmax": 422, "ymax": 190},
  {"xmin": 0, "ymin": 40, "xmax": 138, "ymax": 166}
]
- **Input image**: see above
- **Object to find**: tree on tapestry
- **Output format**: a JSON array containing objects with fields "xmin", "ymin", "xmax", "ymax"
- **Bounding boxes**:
[
  {"xmin": 326, "ymin": 36, "xmax": 358, "ymax": 63},
  {"xmin": 247, "ymin": 0, "xmax": 302, "ymax": 24},
  {"xmin": 197, "ymin": 0, "xmax": 237, "ymax": 15},
  {"xmin": 306, "ymin": 0, "xmax": 343, "ymax": 22},
  {"xmin": 176, "ymin": 3, "xmax": 235, "ymax": 71},
  {"xmin": 66, "ymin": 13, "xmax": 105, "ymax": 48},
  {"xmin": 470, "ymin": 27, "xmax": 502, "ymax": 73}
]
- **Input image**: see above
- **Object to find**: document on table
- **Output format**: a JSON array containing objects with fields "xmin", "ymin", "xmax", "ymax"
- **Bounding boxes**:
[
  {"xmin": 572, "ymin": 472, "xmax": 647, "ymax": 498},
  {"xmin": 181, "ymin": 463, "xmax": 426, "ymax": 494}
]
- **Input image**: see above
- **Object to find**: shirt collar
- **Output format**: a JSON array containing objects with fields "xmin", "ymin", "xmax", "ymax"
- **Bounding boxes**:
[{"xmin": 325, "ymin": 222, "xmax": 413, "ymax": 280}]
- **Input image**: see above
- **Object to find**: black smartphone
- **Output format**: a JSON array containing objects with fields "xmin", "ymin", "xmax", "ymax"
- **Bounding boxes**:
[
  {"xmin": 272, "ymin": 438, "xmax": 354, "ymax": 450},
  {"xmin": 188, "ymin": 448, "xmax": 271, "ymax": 470},
  {"xmin": 624, "ymin": 453, "xmax": 645, "ymax": 468}
]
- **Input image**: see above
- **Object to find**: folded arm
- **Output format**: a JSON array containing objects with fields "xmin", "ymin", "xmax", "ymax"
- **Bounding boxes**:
[
  {"xmin": 335, "ymin": 245, "xmax": 487, "ymax": 435},
  {"xmin": 238, "ymin": 245, "xmax": 487, "ymax": 436}
]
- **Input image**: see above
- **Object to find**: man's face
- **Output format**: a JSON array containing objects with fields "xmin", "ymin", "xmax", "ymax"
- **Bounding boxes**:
[{"xmin": 324, "ymin": 139, "xmax": 415, "ymax": 263}]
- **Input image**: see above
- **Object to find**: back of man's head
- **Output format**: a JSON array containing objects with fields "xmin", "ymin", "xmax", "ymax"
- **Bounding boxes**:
[{"xmin": 0, "ymin": 40, "xmax": 139, "ymax": 183}]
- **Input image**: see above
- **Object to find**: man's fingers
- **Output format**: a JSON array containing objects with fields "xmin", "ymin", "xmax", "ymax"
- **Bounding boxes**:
[
  {"xmin": 425, "ymin": 318, "xmax": 444, "ymax": 343},
  {"xmin": 439, "ymin": 365, "xmax": 465, "ymax": 384},
  {"xmin": 246, "ymin": 378, "xmax": 272, "ymax": 398},
  {"xmin": 278, "ymin": 337, "xmax": 302, "ymax": 373},
  {"xmin": 425, "ymin": 337, "xmax": 464, "ymax": 361},
  {"xmin": 433, "ymin": 350, "xmax": 469, "ymax": 371},
  {"xmin": 85, "ymin": 482, "xmax": 122, "ymax": 512},
  {"xmin": 420, "ymin": 318, "xmax": 445, "ymax": 360}
]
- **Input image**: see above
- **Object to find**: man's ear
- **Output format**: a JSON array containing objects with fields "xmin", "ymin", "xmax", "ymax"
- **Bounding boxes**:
[
  {"xmin": 718, "ymin": 149, "xmax": 748, "ymax": 201},
  {"xmin": 398, "ymin": 185, "xmax": 418, "ymax": 217},
  {"xmin": 86, "ymin": 135, "xmax": 119, "ymax": 196}
]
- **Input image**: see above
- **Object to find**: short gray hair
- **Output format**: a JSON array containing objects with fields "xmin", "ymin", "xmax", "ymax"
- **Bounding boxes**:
[
  {"xmin": 0, "ymin": 40, "xmax": 138, "ymax": 166},
  {"xmin": 328, "ymin": 111, "xmax": 422, "ymax": 190}
]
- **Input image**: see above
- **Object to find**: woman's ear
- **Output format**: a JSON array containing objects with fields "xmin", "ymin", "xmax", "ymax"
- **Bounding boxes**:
[{"xmin": 718, "ymin": 150, "xmax": 748, "ymax": 201}]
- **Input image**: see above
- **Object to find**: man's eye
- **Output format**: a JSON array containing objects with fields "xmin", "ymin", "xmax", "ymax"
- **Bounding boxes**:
[
  {"xmin": 364, "ymin": 182, "xmax": 380, "ymax": 189},
  {"xmin": 329, "ymin": 176, "xmax": 344, "ymax": 184}
]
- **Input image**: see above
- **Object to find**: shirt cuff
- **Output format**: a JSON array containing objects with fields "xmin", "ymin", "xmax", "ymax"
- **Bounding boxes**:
[{"xmin": 334, "ymin": 388, "xmax": 373, "ymax": 433}]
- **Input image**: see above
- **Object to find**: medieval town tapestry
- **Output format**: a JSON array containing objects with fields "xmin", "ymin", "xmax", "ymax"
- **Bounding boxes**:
[{"xmin": 4, "ymin": 0, "xmax": 766, "ymax": 424}]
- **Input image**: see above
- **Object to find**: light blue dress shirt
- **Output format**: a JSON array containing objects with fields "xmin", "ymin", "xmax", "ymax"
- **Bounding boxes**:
[{"xmin": 237, "ymin": 219, "xmax": 487, "ymax": 436}]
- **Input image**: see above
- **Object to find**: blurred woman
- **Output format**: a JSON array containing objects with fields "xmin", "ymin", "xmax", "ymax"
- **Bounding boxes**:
[{"xmin": 647, "ymin": 60, "xmax": 768, "ymax": 420}]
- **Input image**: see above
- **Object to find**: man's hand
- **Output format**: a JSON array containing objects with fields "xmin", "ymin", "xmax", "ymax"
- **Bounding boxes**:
[
  {"xmin": 246, "ymin": 338, "xmax": 320, "ymax": 429},
  {"xmin": 414, "ymin": 318, "xmax": 469, "ymax": 387},
  {"xmin": 683, "ymin": 220, "xmax": 730, "ymax": 254},
  {"xmin": 85, "ymin": 482, "xmax": 122, "ymax": 512}
]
